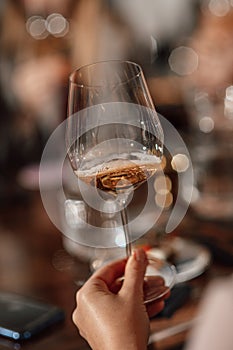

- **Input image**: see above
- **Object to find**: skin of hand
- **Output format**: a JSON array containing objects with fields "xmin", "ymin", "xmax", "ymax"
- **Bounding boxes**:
[{"xmin": 72, "ymin": 248, "xmax": 170, "ymax": 350}]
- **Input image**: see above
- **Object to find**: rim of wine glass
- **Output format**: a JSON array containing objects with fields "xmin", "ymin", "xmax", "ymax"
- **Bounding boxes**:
[{"xmin": 69, "ymin": 60, "xmax": 143, "ymax": 89}]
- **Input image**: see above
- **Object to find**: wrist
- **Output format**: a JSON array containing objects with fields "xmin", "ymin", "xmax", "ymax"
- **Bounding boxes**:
[{"xmin": 100, "ymin": 337, "xmax": 147, "ymax": 350}]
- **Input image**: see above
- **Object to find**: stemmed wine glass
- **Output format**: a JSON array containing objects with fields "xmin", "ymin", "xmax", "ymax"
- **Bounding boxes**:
[{"xmin": 66, "ymin": 60, "xmax": 175, "ymax": 302}]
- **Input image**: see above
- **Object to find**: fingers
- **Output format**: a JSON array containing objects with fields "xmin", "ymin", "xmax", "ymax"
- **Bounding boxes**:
[
  {"xmin": 90, "ymin": 257, "xmax": 127, "ymax": 287},
  {"xmin": 121, "ymin": 248, "xmax": 148, "ymax": 298},
  {"xmin": 146, "ymin": 290, "xmax": 171, "ymax": 318},
  {"xmin": 147, "ymin": 300, "xmax": 165, "ymax": 318}
]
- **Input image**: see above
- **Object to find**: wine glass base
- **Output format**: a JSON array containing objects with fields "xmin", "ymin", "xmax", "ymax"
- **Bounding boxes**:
[
  {"xmin": 143, "ymin": 256, "xmax": 176, "ymax": 304},
  {"xmin": 91, "ymin": 253, "xmax": 176, "ymax": 303}
]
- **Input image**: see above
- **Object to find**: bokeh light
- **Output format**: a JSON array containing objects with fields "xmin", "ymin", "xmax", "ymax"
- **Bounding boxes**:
[
  {"xmin": 154, "ymin": 175, "xmax": 173, "ymax": 209},
  {"xmin": 198, "ymin": 116, "xmax": 215, "ymax": 132},
  {"xmin": 208, "ymin": 0, "xmax": 230, "ymax": 17},
  {"xmin": 46, "ymin": 13, "xmax": 69, "ymax": 37},
  {"xmin": 26, "ymin": 16, "xmax": 48, "ymax": 40},
  {"xmin": 171, "ymin": 154, "xmax": 190, "ymax": 172},
  {"xmin": 168, "ymin": 46, "xmax": 198, "ymax": 76},
  {"xmin": 224, "ymin": 85, "xmax": 233, "ymax": 119},
  {"xmin": 155, "ymin": 192, "xmax": 173, "ymax": 209},
  {"xmin": 26, "ymin": 13, "xmax": 69, "ymax": 40}
]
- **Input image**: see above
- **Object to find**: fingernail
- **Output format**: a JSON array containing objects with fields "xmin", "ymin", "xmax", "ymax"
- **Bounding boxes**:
[{"xmin": 133, "ymin": 248, "xmax": 147, "ymax": 263}]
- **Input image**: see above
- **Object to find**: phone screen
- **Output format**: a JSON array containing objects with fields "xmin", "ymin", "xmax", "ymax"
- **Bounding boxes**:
[{"xmin": 0, "ymin": 292, "xmax": 65, "ymax": 340}]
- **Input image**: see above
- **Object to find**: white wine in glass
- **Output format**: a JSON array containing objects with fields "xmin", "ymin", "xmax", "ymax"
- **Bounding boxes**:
[{"xmin": 66, "ymin": 60, "xmax": 175, "ymax": 302}]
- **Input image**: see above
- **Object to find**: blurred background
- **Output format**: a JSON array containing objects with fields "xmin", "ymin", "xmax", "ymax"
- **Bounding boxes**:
[
  {"xmin": 0, "ymin": 0, "xmax": 233, "ymax": 235},
  {"xmin": 1, "ymin": 0, "xmax": 233, "ymax": 216},
  {"xmin": 0, "ymin": 2, "xmax": 233, "ymax": 348},
  {"xmin": 0, "ymin": 0, "xmax": 197, "ymax": 204}
]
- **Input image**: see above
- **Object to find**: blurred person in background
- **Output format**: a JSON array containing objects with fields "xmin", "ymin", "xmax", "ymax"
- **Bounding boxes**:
[
  {"xmin": 186, "ymin": 2, "xmax": 233, "ymax": 99},
  {"xmin": 0, "ymin": 0, "xmax": 132, "ymax": 200},
  {"xmin": 0, "ymin": 0, "xmax": 73, "ymax": 201},
  {"xmin": 0, "ymin": 0, "xmax": 208, "ymax": 202}
]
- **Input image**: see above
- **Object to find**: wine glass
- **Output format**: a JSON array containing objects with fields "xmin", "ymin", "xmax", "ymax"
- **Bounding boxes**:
[{"xmin": 66, "ymin": 60, "xmax": 176, "ymax": 302}]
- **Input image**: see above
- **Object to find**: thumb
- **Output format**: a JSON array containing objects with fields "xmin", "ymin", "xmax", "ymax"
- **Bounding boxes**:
[{"xmin": 121, "ymin": 248, "xmax": 148, "ymax": 299}]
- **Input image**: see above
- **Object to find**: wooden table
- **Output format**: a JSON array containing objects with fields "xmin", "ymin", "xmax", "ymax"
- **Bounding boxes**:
[{"xmin": 0, "ymin": 192, "xmax": 232, "ymax": 350}]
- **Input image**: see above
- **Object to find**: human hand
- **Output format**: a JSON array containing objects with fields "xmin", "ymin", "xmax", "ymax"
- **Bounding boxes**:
[{"xmin": 72, "ymin": 249, "xmax": 170, "ymax": 350}]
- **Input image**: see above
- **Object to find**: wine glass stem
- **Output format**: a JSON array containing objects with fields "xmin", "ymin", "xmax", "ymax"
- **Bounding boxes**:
[{"xmin": 120, "ymin": 206, "xmax": 132, "ymax": 257}]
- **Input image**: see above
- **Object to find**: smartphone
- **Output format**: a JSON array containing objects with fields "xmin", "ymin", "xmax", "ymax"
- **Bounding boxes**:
[{"xmin": 0, "ymin": 292, "xmax": 65, "ymax": 340}]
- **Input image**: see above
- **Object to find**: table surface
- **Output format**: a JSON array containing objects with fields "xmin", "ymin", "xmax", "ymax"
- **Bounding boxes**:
[{"xmin": 0, "ymin": 192, "xmax": 232, "ymax": 350}]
